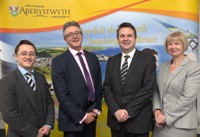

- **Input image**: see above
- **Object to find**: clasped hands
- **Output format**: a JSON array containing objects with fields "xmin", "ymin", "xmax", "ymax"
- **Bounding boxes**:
[
  {"xmin": 84, "ymin": 111, "xmax": 98, "ymax": 124},
  {"xmin": 154, "ymin": 109, "xmax": 166, "ymax": 128},
  {"xmin": 114, "ymin": 109, "xmax": 129, "ymax": 123},
  {"xmin": 37, "ymin": 125, "xmax": 51, "ymax": 137}
]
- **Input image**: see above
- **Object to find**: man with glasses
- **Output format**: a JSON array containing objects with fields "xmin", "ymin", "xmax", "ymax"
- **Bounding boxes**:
[
  {"xmin": 0, "ymin": 40, "xmax": 55, "ymax": 137},
  {"xmin": 51, "ymin": 21, "xmax": 103, "ymax": 137}
]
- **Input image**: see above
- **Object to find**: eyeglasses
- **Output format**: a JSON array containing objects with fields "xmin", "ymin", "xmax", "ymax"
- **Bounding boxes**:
[
  {"xmin": 18, "ymin": 52, "xmax": 36, "ymax": 57},
  {"xmin": 64, "ymin": 31, "xmax": 82, "ymax": 38}
]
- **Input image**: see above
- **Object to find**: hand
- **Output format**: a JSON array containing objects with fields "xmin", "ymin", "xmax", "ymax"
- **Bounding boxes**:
[
  {"xmin": 39, "ymin": 125, "xmax": 51, "ymax": 135},
  {"xmin": 114, "ymin": 109, "xmax": 129, "ymax": 123},
  {"xmin": 156, "ymin": 122, "xmax": 165, "ymax": 128},
  {"xmin": 84, "ymin": 112, "xmax": 97, "ymax": 124},
  {"xmin": 154, "ymin": 109, "xmax": 166, "ymax": 127},
  {"xmin": 37, "ymin": 129, "xmax": 43, "ymax": 137}
]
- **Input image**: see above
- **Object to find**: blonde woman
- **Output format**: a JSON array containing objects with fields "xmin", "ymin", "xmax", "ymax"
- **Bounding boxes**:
[{"xmin": 152, "ymin": 31, "xmax": 200, "ymax": 137}]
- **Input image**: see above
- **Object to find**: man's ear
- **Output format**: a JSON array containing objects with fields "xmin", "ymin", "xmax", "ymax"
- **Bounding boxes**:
[{"xmin": 14, "ymin": 54, "xmax": 18, "ymax": 62}]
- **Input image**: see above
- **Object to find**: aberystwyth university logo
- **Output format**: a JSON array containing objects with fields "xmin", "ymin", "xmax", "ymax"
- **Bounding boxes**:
[
  {"xmin": 9, "ymin": 6, "xmax": 19, "ymax": 17},
  {"xmin": 8, "ymin": 4, "xmax": 70, "ymax": 18}
]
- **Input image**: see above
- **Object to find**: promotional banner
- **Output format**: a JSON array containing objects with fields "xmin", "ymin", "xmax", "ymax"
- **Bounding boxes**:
[{"xmin": 0, "ymin": 0, "xmax": 199, "ymax": 137}]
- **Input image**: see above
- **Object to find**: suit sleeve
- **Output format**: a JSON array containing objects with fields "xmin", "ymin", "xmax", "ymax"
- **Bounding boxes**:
[
  {"xmin": 152, "ymin": 64, "xmax": 165, "ymax": 111},
  {"xmin": 103, "ymin": 58, "xmax": 121, "ymax": 115},
  {"xmin": 92, "ymin": 56, "xmax": 103, "ymax": 111},
  {"xmin": 40, "ymin": 74, "xmax": 55, "ymax": 128},
  {"xmin": 152, "ymin": 85, "xmax": 161, "ymax": 111},
  {"xmin": 0, "ymin": 76, "xmax": 38, "ymax": 137}
]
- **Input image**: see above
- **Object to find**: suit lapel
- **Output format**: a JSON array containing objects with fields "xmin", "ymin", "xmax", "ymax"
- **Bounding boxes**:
[
  {"xmin": 159, "ymin": 63, "xmax": 170, "ymax": 100},
  {"xmin": 33, "ymin": 72, "xmax": 46, "ymax": 113},
  {"xmin": 15, "ymin": 69, "xmax": 37, "ymax": 112},
  {"xmin": 113, "ymin": 54, "xmax": 122, "ymax": 87},
  {"xmin": 84, "ymin": 51, "xmax": 94, "ymax": 80},
  {"xmin": 65, "ymin": 50, "xmax": 86, "ymax": 84},
  {"xmin": 122, "ymin": 50, "xmax": 140, "ymax": 88},
  {"xmin": 108, "ymin": 53, "xmax": 122, "ymax": 88},
  {"xmin": 162, "ymin": 56, "xmax": 189, "ymax": 97}
]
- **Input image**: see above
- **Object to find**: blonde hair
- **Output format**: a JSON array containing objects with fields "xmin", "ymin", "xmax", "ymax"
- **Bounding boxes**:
[{"xmin": 164, "ymin": 31, "xmax": 188, "ymax": 53}]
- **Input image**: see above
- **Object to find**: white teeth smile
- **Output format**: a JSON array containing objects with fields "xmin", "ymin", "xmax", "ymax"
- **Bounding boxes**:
[
  {"xmin": 123, "ymin": 41, "xmax": 130, "ymax": 44},
  {"xmin": 73, "ymin": 40, "xmax": 79, "ymax": 42},
  {"xmin": 25, "ymin": 60, "xmax": 32, "ymax": 62}
]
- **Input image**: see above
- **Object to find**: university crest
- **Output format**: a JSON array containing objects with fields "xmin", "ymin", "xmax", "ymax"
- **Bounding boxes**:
[{"xmin": 9, "ymin": 6, "xmax": 19, "ymax": 17}]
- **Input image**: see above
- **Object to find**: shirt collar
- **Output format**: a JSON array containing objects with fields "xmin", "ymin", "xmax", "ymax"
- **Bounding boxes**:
[
  {"xmin": 68, "ymin": 47, "xmax": 84, "ymax": 56},
  {"xmin": 122, "ymin": 48, "xmax": 136, "ymax": 59},
  {"xmin": 18, "ymin": 66, "xmax": 34, "ymax": 76}
]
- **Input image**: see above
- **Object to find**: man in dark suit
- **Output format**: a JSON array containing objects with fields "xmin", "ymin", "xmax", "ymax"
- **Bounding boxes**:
[
  {"xmin": 103, "ymin": 22, "xmax": 156, "ymax": 137},
  {"xmin": 0, "ymin": 40, "xmax": 55, "ymax": 137},
  {"xmin": 51, "ymin": 21, "xmax": 103, "ymax": 137}
]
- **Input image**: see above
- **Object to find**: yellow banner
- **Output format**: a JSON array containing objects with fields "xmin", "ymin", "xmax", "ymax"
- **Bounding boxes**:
[
  {"xmin": 0, "ymin": 1, "xmax": 199, "ymax": 137},
  {"xmin": 0, "ymin": 0, "xmax": 198, "ymax": 32}
]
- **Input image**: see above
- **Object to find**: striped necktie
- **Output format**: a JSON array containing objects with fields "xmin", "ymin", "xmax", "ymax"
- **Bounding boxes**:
[
  {"xmin": 25, "ymin": 72, "xmax": 36, "ymax": 91},
  {"xmin": 121, "ymin": 55, "xmax": 130, "ymax": 85}
]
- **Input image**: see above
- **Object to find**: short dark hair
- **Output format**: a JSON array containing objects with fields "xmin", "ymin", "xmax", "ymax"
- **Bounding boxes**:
[
  {"xmin": 142, "ymin": 48, "xmax": 158, "ymax": 56},
  {"xmin": 15, "ymin": 40, "xmax": 37, "ymax": 55},
  {"xmin": 62, "ymin": 21, "xmax": 82, "ymax": 38},
  {"xmin": 117, "ymin": 22, "xmax": 137, "ymax": 39}
]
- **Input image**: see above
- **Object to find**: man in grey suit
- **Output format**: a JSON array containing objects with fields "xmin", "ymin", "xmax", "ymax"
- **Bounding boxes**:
[
  {"xmin": 0, "ymin": 40, "xmax": 55, "ymax": 137},
  {"xmin": 103, "ymin": 22, "xmax": 156, "ymax": 137}
]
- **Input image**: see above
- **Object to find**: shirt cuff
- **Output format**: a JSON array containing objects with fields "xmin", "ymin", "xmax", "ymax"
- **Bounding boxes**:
[
  {"xmin": 44, "ymin": 125, "xmax": 52, "ymax": 129},
  {"xmin": 93, "ymin": 109, "xmax": 101, "ymax": 115},
  {"xmin": 79, "ymin": 113, "xmax": 87, "ymax": 124}
]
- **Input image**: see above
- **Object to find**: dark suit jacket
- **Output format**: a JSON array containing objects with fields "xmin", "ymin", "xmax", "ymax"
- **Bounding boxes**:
[
  {"xmin": 0, "ymin": 68, "xmax": 55, "ymax": 137},
  {"xmin": 51, "ymin": 49, "xmax": 103, "ymax": 131},
  {"xmin": 103, "ymin": 50, "xmax": 156, "ymax": 133}
]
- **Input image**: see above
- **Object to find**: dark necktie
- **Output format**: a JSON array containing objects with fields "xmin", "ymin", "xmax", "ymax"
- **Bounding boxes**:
[
  {"xmin": 121, "ymin": 55, "xmax": 130, "ymax": 85},
  {"xmin": 25, "ymin": 72, "xmax": 36, "ymax": 91},
  {"xmin": 77, "ymin": 52, "xmax": 95, "ymax": 102}
]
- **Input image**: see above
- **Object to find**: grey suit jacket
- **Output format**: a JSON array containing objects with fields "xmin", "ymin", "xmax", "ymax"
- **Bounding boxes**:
[
  {"xmin": 0, "ymin": 68, "xmax": 55, "ymax": 137},
  {"xmin": 153, "ymin": 56, "xmax": 200, "ymax": 129}
]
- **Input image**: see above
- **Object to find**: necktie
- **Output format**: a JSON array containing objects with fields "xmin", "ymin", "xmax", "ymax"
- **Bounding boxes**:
[
  {"xmin": 25, "ymin": 72, "xmax": 36, "ymax": 91},
  {"xmin": 77, "ymin": 52, "xmax": 95, "ymax": 102},
  {"xmin": 121, "ymin": 55, "xmax": 130, "ymax": 84}
]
